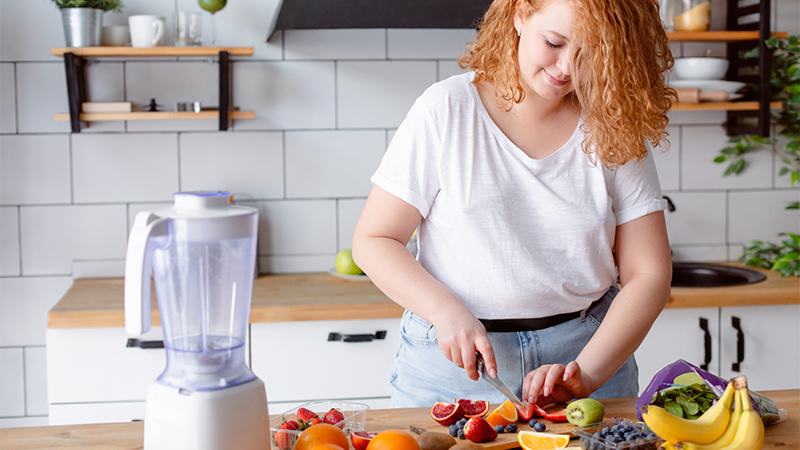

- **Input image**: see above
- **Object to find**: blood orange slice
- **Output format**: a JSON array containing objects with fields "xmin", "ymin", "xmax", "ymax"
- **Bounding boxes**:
[
  {"xmin": 455, "ymin": 398, "xmax": 490, "ymax": 418},
  {"xmin": 350, "ymin": 431, "xmax": 378, "ymax": 450},
  {"xmin": 430, "ymin": 401, "xmax": 464, "ymax": 426}
]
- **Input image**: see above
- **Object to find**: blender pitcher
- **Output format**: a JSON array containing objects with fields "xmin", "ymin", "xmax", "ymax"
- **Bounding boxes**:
[{"xmin": 125, "ymin": 191, "xmax": 269, "ymax": 450}]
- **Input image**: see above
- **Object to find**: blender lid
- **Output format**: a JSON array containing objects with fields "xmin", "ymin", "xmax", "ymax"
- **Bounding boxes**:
[{"xmin": 150, "ymin": 191, "xmax": 258, "ymax": 241}]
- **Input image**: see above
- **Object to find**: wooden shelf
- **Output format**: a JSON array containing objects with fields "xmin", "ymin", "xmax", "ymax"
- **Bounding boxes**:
[
  {"xmin": 50, "ymin": 46, "xmax": 254, "ymax": 57},
  {"xmin": 667, "ymin": 31, "xmax": 788, "ymax": 42},
  {"xmin": 671, "ymin": 101, "xmax": 782, "ymax": 111},
  {"xmin": 53, "ymin": 110, "xmax": 255, "ymax": 122}
]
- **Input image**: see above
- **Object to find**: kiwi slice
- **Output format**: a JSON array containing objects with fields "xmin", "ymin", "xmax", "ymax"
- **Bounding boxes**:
[{"xmin": 566, "ymin": 398, "xmax": 605, "ymax": 427}]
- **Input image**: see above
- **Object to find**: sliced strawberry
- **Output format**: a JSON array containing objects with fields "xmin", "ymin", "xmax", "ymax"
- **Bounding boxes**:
[
  {"xmin": 544, "ymin": 408, "xmax": 568, "ymax": 422},
  {"xmin": 274, "ymin": 419, "xmax": 299, "ymax": 449},
  {"xmin": 296, "ymin": 407, "xmax": 319, "ymax": 424},
  {"xmin": 531, "ymin": 403, "xmax": 548, "ymax": 418},
  {"xmin": 514, "ymin": 402, "xmax": 536, "ymax": 422},
  {"xmin": 323, "ymin": 408, "xmax": 345, "ymax": 426}
]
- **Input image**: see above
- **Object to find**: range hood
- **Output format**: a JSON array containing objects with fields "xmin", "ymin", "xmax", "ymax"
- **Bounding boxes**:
[{"xmin": 267, "ymin": 0, "xmax": 492, "ymax": 40}]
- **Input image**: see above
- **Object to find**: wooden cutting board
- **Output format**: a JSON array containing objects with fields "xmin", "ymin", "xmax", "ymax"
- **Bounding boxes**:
[{"xmin": 367, "ymin": 403, "xmax": 594, "ymax": 449}]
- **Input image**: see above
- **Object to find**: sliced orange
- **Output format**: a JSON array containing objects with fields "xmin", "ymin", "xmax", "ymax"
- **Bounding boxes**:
[
  {"xmin": 517, "ymin": 430, "xmax": 570, "ymax": 450},
  {"xmin": 485, "ymin": 399, "xmax": 518, "ymax": 427}
]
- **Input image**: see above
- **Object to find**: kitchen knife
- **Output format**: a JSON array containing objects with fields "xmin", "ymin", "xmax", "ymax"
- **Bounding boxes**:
[{"xmin": 476, "ymin": 353, "xmax": 523, "ymax": 406}]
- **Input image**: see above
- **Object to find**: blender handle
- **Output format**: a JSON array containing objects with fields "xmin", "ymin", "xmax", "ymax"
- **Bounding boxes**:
[{"xmin": 124, "ymin": 212, "xmax": 167, "ymax": 336}]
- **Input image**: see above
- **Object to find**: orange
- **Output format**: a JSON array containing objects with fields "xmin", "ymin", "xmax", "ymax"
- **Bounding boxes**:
[
  {"xmin": 294, "ymin": 424, "xmax": 350, "ymax": 450},
  {"xmin": 365, "ymin": 429, "xmax": 420, "ymax": 450},
  {"xmin": 307, "ymin": 445, "xmax": 345, "ymax": 450},
  {"xmin": 517, "ymin": 430, "xmax": 570, "ymax": 450},
  {"xmin": 485, "ymin": 399, "xmax": 518, "ymax": 427}
]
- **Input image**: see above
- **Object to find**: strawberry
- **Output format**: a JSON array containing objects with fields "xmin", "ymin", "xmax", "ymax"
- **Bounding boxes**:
[
  {"xmin": 308, "ymin": 416, "xmax": 323, "ymax": 426},
  {"xmin": 531, "ymin": 403, "xmax": 548, "ymax": 418},
  {"xmin": 323, "ymin": 408, "xmax": 345, "ymax": 426},
  {"xmin": 514, "ymin": 402, "xmax": 536, "ymax": 422},
  {"xmin": 296, "ymin": 407, "xmax": 319, "ymax": 424},
  {"xmin": 544, "ymin": 408, "xmax": 568, "ymax": 422},
  {"xmin": 462, "ymin": 417, "xmax": 498, "ymax": 443},
  {"xmin": 274, "ymin": 419, "xmax": 299, "ymax": 449}
]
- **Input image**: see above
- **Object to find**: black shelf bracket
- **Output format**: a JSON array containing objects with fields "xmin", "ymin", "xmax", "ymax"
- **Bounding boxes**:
[
  {"xmin": 725, "ymin": 0, "xmax": 771, "ymax": 137},
  {"xmin": 63, "ymin": 52, "xmax": 86, "ymax": 133},
  {"xmin": 219, "ymin": 50, "xmax": 230, "ymax": 131}
]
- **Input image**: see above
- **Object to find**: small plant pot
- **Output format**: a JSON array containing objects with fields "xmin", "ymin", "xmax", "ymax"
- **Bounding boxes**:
[{"xmin": 61, "ymin": 8, "xmax": 103, "ymax": 47}]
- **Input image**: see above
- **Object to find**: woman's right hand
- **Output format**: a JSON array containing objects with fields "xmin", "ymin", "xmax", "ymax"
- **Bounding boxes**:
[{"xmin": 431, "ymin": 306, "xmax": 496, "ymax": 381}]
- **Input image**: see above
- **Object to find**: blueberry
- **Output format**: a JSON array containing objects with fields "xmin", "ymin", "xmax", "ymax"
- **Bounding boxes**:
[
  {"xmin": 528, "ymin": 419, "xmax": 538, "ymax": 427},
  {"xmin": 448, "ymin": 424, "xmax": 458, "ymax": 437},
  {"xmin": 494, "ymin": 425, "xmax": 505, "ymax": 434},
  {"xmin": 533, "ymin": 422, "xmax": 546, "ymax": 432},
  {"xmin": 506, "ymin": 423, "xmax": 518, "ymax": 433},
  {"xmin": 457, "ymin": 429, "xmax": 465, "ymax": 439},
  {"xmin": 601, "ymin": 427, "xmax": 611, "ymax": 435}
]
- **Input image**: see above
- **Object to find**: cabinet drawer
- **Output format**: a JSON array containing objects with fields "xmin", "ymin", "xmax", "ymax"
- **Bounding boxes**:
[
  {"xmin": 251, "ymin": 318, "xmax": 401, "ymax": 403},
  {"xmin": 46, "ymin": 327, "xmax": 166, "ymax": 404},
  {"xmin": 49, "ymin": 401, "xmax": 145, "ymax": 426}
]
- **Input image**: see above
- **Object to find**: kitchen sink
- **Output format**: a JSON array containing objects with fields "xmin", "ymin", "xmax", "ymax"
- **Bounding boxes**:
[{"xmin": 671, "ymin": 262, "xmax": 767, "ymax": 287}]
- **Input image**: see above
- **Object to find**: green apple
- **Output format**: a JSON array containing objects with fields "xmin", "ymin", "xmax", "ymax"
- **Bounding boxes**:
[{"xmin": 335, "ymin": 249, "xmax": 364, "ymax": 275}]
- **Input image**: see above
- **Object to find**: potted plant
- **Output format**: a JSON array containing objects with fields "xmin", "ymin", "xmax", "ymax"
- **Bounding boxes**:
[
  {"xmin": 52, "ymin": 0, "xmax": 124, "ymax": 47},
  {"xmin": 713, "ymin": 35, "xmax": 800, "ymax": 277}
]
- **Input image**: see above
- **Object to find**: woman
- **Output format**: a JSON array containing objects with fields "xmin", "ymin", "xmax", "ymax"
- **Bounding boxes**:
[{"xmin": 353, "ymin": 0, "xmax": 675, "ymax": 408}]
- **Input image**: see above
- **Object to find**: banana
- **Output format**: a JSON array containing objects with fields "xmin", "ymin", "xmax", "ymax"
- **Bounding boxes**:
[
  {"xmin": 718, "ymin": 387, "xmax": 764, "ymax": 450},
  {"xmin": 675, "ymin": 389, "xmax": 743, "ymax": 450},
  {"xmin": 643, "ymin": 381, "xmax": 736, "ymax": 445}
]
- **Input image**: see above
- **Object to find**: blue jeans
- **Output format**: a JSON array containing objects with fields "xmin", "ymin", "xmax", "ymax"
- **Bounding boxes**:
[{"xmin": 388, "ymin": 285, "xmax": 638, "ymax": 407}]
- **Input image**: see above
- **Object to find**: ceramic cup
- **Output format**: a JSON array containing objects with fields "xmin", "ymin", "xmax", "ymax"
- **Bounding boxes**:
[
  {"xmin": 128, "ymin": 15, "xmax": 165, "ymax": 47},
  {"xmin": 101, "ymin": 25, "xmax": 129, "ymax": 46}
]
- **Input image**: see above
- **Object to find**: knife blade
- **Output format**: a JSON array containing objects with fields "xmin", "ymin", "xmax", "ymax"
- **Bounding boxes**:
[{"xmin": 475, "ymin": 353, "xmax": 523, "ymax": 406}]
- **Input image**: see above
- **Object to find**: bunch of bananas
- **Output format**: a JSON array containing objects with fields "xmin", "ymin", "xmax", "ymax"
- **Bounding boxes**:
[{"xmin": 642, "ymin": 376, "xmax": 765, "ymax": 450}]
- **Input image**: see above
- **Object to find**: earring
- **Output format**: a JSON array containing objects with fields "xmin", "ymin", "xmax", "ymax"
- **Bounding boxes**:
[{"xmin": 517, "ymin": 28, "xmax": 521, "ymax": 36}]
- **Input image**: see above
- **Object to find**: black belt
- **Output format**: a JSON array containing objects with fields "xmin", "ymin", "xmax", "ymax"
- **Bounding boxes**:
[{"xmin": 479, "ymin": 298, "xmax": 601, "ymax": 333}]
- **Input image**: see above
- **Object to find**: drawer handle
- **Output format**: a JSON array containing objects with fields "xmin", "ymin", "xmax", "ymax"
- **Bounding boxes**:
[
  {"xmin": 328, "ymin": 331, "xmax": 387, "ymax": 343},
  {"xmin": 126, "ymin": 338, "xmax": 164, "ymax": 349},
  {"xmin": 731, "ymin": 316, "xmax": 744, "ymax": 372},
  {"xmin": 699, "ymin": 317, "xmax": 712, "ymax": 371}
]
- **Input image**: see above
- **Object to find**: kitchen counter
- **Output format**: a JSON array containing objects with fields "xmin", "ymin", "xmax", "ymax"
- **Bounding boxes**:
[
  {"xmin": 47, "ymin": 263, "xmax": 798, "ymax": 328},
  {"xmin": 2, "ymin": 389, "xmax": 798, "ymax": 449}
]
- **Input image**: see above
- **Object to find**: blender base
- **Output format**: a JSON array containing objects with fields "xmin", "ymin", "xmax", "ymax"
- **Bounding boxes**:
[{"xmin": 143, "ymin": 377, "xmax": 270, "ymax": 450}]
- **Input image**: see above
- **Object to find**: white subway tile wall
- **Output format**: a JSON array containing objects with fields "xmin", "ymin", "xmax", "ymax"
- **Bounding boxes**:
[{"xmin": 0, "ymin": 0, "xmax": 797, "ymax": 428}]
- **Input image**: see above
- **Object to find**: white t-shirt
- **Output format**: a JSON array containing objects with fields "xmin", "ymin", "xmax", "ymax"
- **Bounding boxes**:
[{"xmin": 372, "ymin": 73, "xmax": 667, "ymax": 320}]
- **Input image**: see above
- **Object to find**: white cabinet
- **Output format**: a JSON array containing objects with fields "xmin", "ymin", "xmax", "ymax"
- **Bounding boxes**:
[
  {"xmin": 719, "ymin": 305, "xmax": 800, "ymax": 390},
  {"xmin": 250, "ymin": 318, "xmax": 401, "ymax": 413},
  {"xmin": 46, "ymin": 326, "xmax": 166, "ymax": 425},
  {"xmin": 635, "ymin": 307, "xmax": 719, "ymax": 394}
]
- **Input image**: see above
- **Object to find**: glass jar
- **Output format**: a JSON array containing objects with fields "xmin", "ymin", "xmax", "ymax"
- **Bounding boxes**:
[{"xmin": 664, "ymin": 0, "xmax": 711, "ymax": 32}]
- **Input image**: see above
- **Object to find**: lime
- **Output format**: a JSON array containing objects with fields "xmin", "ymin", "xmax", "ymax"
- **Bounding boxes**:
[
  {"xmin": 335, "ymin": 249, "xmax": 364, "ymax": 275},
  {"xmin": 198, "ymin": 0, "xmax": 226, "ymax": 14}
]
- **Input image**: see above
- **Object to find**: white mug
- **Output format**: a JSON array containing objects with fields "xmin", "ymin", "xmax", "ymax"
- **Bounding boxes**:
[
  {"xmin": 101, "ymin": 25, "xmax": 129, "ymax": 46},
  {"xmin": 128, "ymin": 15, "xmax": 165, "ymax": 47}
]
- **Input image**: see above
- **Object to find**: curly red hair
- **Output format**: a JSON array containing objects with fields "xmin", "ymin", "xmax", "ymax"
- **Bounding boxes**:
[{"xmin": 459, "ymin": 0, "xmax": 676, "ymax": 168}]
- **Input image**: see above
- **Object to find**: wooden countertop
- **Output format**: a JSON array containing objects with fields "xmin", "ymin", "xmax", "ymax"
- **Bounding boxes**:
[
  {"xmin": 47, "ymin": 263, "xmax": 798, "ymax": 329},
  {"xmin": 2, "ymin": 389, "xmax": 797, "ymax": 449}
]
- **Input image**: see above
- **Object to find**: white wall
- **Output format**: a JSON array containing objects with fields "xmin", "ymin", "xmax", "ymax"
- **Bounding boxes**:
[{"xmin": 0, "ymin": 0, "xmax": 797, "ymax": 428}]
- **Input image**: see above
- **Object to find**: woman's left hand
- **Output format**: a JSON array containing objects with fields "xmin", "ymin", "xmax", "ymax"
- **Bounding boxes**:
[{"xmin": 522, "ymin": 361, "xmax": 593, "ymax": 405}]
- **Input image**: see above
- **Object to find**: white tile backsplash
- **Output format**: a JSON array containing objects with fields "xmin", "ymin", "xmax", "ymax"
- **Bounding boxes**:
[
  {"xmin": 233, "ymin": 61, "xmax": 336, "ymax": 130},
  {"xmin": 438, "ymin": 60, "xmax": 468, "ymax": 81},
  {"xmin": 670, "ymin": 244, "xmax": 729, "ymax": 262},
  {"xmin": 0, "ymin": 206, "xmax": 20, "ymax": 276},
  {"xmin": 0, "ymin": 1, "xmax": 64, "ymax": 62},
  {"xmin": 179, "ymin": 131, "xmax": 284, "ymax": 199},
  {"xmin": 0, "ymin": 277, "xmax": 73, "ymax": 347},
  {"xmin": 337, "ymin": 60, "xmax": 436, "ymax": 128},
  {"xmin": 387, "ymin": 29, "xmax": 477, "ymax": 59},
  {"xmin": 681, "ymin": 125, "xmax": 773, "ymax": 190},
  {"xmin": 71, "ymin": 133, "xmax": 179, "ymax": 203},
  {"xmin": 20, "ymin": 204, "xmax": 128, "ymax": 275},
  {"xmin": 16, "ymin": 63, "xmax": 70, "ymax": 134},
  {"xmin": 285, "ymin": 130, "xmax": 384, "ymax": 199},
  {"xmin": 338, "ymin": 198, "xmax": 368, "ymax": 250},
  {"xmin": 0, "ymin": 134, "xmax": 71, "ymax": 205},
  {"xmin": 729, "ymin": 189, "xmax": 800, "ymax": 243},
  {"xmin": 0, "ymin": 63, "xmax": 16, "ymax": 133},
  {"xmin": 664, "ymin": 191, "xmax": 727, "ymax": 245},
  {"xmin": 285, "ymin": 29, "xmax": 386, "ymax": 60},
  {"xmin": 24, "ymin": 347, "xmax": 48, "ymax": 416},
  {"xmin": 651, "ymin": 131, "xmax": 680, "ymax": 191},
  {"xmin": 0, "ymin": 348, "xmax": 24, "ymax": 417},
  {"xmin": 247, "ymin": 200, "xmax": 337, "ymax": 256}
]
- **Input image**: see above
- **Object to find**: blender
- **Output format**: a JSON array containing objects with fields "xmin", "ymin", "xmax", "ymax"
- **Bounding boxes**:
[{"xmin": 124, "ymin": 191, "xmax": 269, "ymax": 450}]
